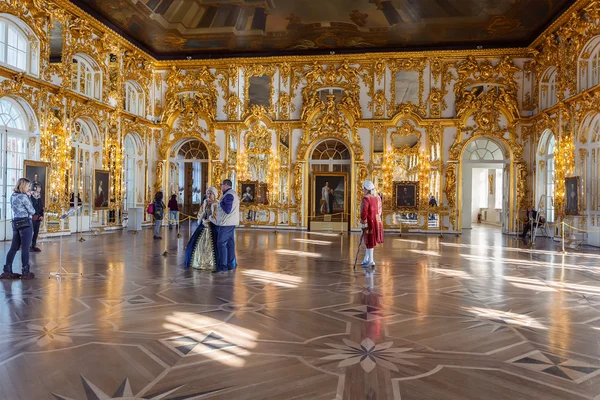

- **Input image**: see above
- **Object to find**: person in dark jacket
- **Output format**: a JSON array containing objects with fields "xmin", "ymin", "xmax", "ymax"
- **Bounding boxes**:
[
  {"xmin": 30, "ymin": 183, "xmax": 43, "ymax": 252},
  {"xmin": 153, "ymin": 192, "xmax": 165, "ymax": 240},
  {"xmin": 521, "ymin": 206, "xmax": 538, "ymax": 239},
  {"xmin": 2, "ymin": 178, "xmax": 35, "ymax": 279},
  {"xmin": 168, "ymin": 194, "xmax": 179, "ymax": 229}
]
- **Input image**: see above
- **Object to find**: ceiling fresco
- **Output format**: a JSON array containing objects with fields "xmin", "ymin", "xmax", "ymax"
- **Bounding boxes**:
[{"xmin": 69, "ymin": 0, "xmax": 576, "ymax": 59}]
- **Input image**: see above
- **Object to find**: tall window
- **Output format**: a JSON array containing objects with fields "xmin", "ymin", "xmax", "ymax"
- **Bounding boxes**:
[
  {"xmin": 0, "ymin": 22, "xmax": 26, "ymax": 71},
  {"xmin": 593, "ymin": 148, "xmax": 599, "ymax": 212},
  {"xmin": 495, "ymin": 169, "xmax": 503, "ymax": 209},
  {"xmin": 71, "ymin": 55, "xmax": 101, "ymax": 100},
  {"xmin": 540, "ymin": 68, "xmax": 557, "ymax": 110},
  {"xmin": 0, "ymin": 98, "xmax": 33, "ymax": 237},
  {"xmin": 124, "ymin": 134, "xmax": 140, "ymax": 210},
  {"xmin": 593, "ymin": 51, "xmax": 600, "ymax": 88},
  {"xmin": 125, "ymin": 81, "xmax": 144, "ymax": 116},
  {"xmin": 546, "ymin": 135, "xmax": 556, "ymax": 222}
]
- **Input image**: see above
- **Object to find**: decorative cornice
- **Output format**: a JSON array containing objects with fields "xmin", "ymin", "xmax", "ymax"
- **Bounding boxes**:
[{"xmin": 529, "ymin": 0, "xmax": 590, "ymax": 49}]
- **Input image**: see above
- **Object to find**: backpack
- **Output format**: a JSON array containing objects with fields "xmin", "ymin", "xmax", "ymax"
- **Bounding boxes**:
[{"xmin": 146, "ymin": 203, "xmax": 154, "ymax": 214}]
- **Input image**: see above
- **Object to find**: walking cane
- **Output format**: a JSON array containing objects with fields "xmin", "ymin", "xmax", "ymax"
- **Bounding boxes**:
[{"xmin": 353, "ymin": 229, "xmax": 365, "ymax": 271}]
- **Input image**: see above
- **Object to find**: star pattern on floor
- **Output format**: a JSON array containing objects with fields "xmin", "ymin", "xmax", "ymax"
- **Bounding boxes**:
[
  {"xmin": 21, "ymin": 321, "xmax": 95, "ymax": 347},
  {"xmin": 336, "ymin": 305, "xmax": 397, "ymax": 321},
  {"xmin": 318, "ymin": 338, "xmax": 420, "ymax": 372},
  {"xmin": 163, "ymin": 331, "xmax": 236, "ymax": 356},
  {"xmin": 461, "ymin": 310, "xmax": 538, "ymax": 333},
  {"xmin": 510, "ymin": 350, "xmax": 600, "ymax": 382},
  {"xmin": 99, "ymin": 294, "xmax": 155, "ymax": 307},
  {"xmin": 52, "ymin": 375, "xmax": 225, "ymax": 399}
]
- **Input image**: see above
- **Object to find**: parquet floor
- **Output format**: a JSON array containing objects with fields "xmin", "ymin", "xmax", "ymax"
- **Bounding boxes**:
[{"xmin": 1, "ymin": 224, "xmax": 600, "ymax": 399}]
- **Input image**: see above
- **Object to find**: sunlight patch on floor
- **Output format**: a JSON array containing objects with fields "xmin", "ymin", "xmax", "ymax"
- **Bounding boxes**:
[
  {"xmin": 275, "ymin": 249, "xmax": 322, "ymax": 258},
  {"xmin": 163, "ymin": 312, "xmax": 258, "ymax": 367},
  {"xmin": 293, "ymin": 238, "xmax": 332, "ymax": 245},
  {"xmin": 394, "ymin": 239, "xmax": 425, "ymax": 245},
  {"xmin": 242, "ymin": 269, "xmax": 303, "ymax": 288},
  {"xmin": 409, "ymin": 249, "xmax": 441, "ymax": 257},
  {"xmin": 465, "ymin": 306, "xmax": 546, "ymax": 330},
  {"xmin": 429, "ymin": 267, "xmax": 472, "ymax": 279}
]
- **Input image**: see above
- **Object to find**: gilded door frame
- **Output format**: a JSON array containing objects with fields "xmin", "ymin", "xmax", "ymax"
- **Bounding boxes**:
[
  {"xmin": 457, "ymin": 135, "xmax": 516, "ymax": 232},
  {"xmin": 302, "ymin": 136, "xmax": 358, "ymax": 229}
]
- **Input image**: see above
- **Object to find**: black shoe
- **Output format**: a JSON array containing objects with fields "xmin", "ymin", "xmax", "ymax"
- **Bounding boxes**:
[{"xmin": 211, "ymin": 269, "xmax": 221, "ymax": 274}]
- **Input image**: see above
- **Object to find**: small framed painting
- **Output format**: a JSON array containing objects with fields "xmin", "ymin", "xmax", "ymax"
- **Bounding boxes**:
[
  {"xmin": 394, "ymin": 181, "xmax": 419, "ymax": 211},
  {"xmin": 565, "ymin": 176, "xmax": 580, "ymax": 215},
  {"xmin": 23, "ymin": 160, "xmax": 50, "ymax": 209},
  {"xmin": 93, "ymin": 169, "xmax": 110, "ymax": 210}
]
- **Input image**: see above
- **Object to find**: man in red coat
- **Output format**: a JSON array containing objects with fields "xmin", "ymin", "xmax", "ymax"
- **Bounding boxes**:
[{"xmin": 360, "ymin": 180, "xmax": 384, "ymax": 267}]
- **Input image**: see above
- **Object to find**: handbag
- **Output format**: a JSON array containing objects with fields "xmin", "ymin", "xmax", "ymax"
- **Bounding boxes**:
[
  {"xmin": 146, "ymin": 203, "xmax": 154, "ymax": 214},
  {"xmin": 13, "ymin": 218, "xmax": 30, "ymax": 231}
]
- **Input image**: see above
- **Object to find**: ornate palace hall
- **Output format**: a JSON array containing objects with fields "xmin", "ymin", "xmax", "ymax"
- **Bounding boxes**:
[
  {"xmin": 0, "ymin": 227, "xmax": 599, "ymax": 399},
  {"xmin": 3, "ymin": 0, "xmax": 600, "ymax": 398}
]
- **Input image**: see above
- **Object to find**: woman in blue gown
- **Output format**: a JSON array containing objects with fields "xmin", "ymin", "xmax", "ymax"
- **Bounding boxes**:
[{"xmin": 184, "ymin": 186, "xmax": 219, "ymax": 270}]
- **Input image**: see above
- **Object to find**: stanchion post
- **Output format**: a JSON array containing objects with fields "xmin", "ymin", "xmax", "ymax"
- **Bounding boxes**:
[{"xmin": 562, "ymin": 221, "xmax": 566, "ymax": 253}]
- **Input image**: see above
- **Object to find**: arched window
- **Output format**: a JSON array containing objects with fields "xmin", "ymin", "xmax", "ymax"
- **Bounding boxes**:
[
  {"xmin": 71, "ymin": 55, "xmax": 102, "ymax": 100},
  {"xmin": 0, "ymin": 98, "xmax": 26, "ymax": 130},
  {"xmin": 0, "ymin": 17, "xmax": 39, "ymax": 76},
  {"xmin": 540, "ymin": 68, "xmax": 557, "ymax": 110},
  {"xmin": 536, "ymin": 130, "xmax": 556, "ymax": 223},
  {"xmin": 578, "ymin": 36, "xmax": 600, "ymax": 92},
  {"xmin": 172, "ymin": 140, "xmax": 210, "ymax": 213},
  {"xmin": 124, "ymin": 133, "xmax": 143, "ymax": 210},
  {"xmin": 0, "ymin": 97, "xmax": 36, "ymax": 240},
  {"xmin": 310, "ymin": 139, "xmax": 351, "ymax": 173},
  {"xmin": 463, "ymin": 138, "xmax": 504, "ymax": 161},
  {"xmin": 125, "ymin": 81, "xmax": 145, "ymax": 116},
  {"xmin": 592, "ymin": 51, "xmax": 600, "ymax": 89}
]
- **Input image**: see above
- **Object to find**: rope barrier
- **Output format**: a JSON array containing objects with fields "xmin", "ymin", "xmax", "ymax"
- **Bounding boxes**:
[{"xmin": 560, "ymin": 221, "xmax": 600, "ymax": 233}]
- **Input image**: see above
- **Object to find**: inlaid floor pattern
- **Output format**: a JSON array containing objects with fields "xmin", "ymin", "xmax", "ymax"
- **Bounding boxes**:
[{"xmin": 1, "ymin": 224, "xmax": 600, "ymax": 399}]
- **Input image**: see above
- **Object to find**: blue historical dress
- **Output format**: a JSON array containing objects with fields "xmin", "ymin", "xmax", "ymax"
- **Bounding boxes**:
[{"xmin": 184, "ymin": 200, "xmax": 219, "ymax": 270}]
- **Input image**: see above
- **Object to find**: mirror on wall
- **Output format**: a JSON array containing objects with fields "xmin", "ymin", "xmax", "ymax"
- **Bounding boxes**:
[
  {"xmin": 248, "ymin": 74, "xmax": 271, "ymax": 108},
  {"xmin": 394, "ymin": 71, "xmax": 419, "ymax": 105},
  {"xmin": 50, "ymin": 20, "xmax": 63, "ymax": 62}
]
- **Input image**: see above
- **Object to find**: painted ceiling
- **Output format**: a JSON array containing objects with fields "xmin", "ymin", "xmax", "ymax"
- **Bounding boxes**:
[{"xmin": 69, "ymin": 0, "xmax": 575, "ymax": 59}]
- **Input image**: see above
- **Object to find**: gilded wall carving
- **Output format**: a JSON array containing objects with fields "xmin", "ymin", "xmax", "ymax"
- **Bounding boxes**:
[{"xmin": 3, "ymin": 0, "xmax": 600, "ymax": 232}]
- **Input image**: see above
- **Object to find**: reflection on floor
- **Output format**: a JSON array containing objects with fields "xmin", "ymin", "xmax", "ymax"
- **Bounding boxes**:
[{"xmin": 0, "ymin": 225, "xmax": 600, "ymax": 399}]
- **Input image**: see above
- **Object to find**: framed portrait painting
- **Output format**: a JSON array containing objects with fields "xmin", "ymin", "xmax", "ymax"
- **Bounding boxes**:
[
  {"xmin": 565, "ymin": 176, "xmax": 580, "ymax": 215},
  {"xmin": 93, "ymin": 169, "xmax": 110, "ymax": 210},
  {"xmin": 312, "ymin": 172, "xmax": 347, "ymax": 218},
  {"xmin": 23, "ymin": 160, "xmax": 49, "ymax": 209},
  {"xmin": 240, "ymin": 181, "xmax": 257, "ymax": 204},
  {"xmin": 394, "ymin": 181, "xmax": 419, "ymax": 210}
]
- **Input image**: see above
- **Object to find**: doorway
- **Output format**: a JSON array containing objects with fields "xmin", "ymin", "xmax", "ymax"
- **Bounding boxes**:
[
  {"xmin": 169, "ymin": 140, "xmax": 209, "ymax": 217},
  {"xmin": 308, "ymin": 139, "xmax": 351, "ymax": 232},
  {"xmin": 461, "ymin": 138, "xmax": 509, "ymax": 232}
]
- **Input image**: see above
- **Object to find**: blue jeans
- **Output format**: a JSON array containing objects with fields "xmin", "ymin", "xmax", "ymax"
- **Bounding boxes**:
[
  {"xmin": 169, "ymin": 211, "xmax": 178, "ymax": 226},
  {"xmin": 154, "ymin": 218, "xmax": 162, "ymax": 237},
  {"xmin": 5, "ymin": 220, "xmax": 32, "ymax": 273},
  {"xmin": 216, "ymin": 226, "xmax": 236, "ymax": 271}
]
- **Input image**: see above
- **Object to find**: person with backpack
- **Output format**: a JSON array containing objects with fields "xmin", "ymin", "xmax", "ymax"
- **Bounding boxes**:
[
  {"xmin": 151, "ymin": 192, "xmax": 165, "ymax": 240},
  {"xmin": 168, "ymin": 194, "xmax": 179, "ymax": 229}
]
